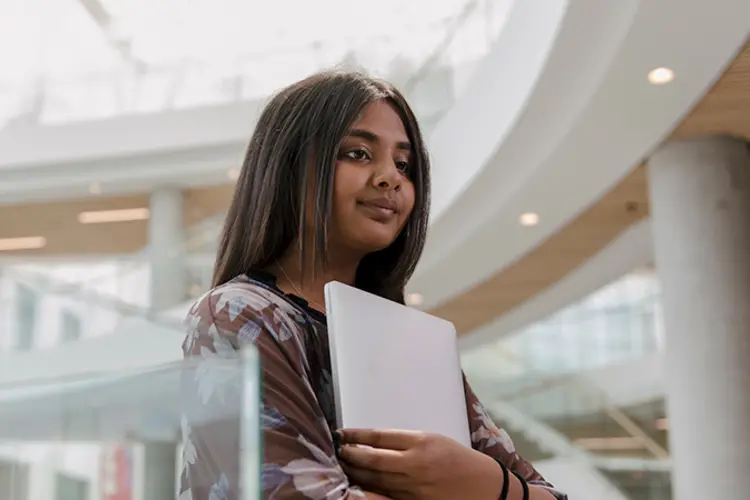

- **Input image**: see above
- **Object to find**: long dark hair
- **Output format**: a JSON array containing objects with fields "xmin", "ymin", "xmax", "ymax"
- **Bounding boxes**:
[{"xmin": 213, "ymin": 70, "xmax": 430, "ymax": 303}]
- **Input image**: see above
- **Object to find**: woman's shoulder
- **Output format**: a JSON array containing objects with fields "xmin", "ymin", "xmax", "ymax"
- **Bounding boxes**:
[{"xmin": 185, "ymin": 274, "xmax": 308, "ymax": 340}]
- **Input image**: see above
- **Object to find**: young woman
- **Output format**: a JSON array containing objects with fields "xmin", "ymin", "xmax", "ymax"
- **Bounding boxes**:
[{"xmin": 180, "ymin": 71, "xmax": 567, "ymax": 500}]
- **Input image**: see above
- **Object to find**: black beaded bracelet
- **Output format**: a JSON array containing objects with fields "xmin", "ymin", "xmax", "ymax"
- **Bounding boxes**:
[
  {"xmin": 497, "ymin": 461, "xmax": 510, "ymax": 500},
  {"xmin": 511, "ymin": 470, "xmax": 530, "ymax": 500}
]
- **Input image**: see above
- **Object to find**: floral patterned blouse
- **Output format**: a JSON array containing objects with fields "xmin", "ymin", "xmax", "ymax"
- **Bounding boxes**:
[{"xmin": 179, "ymin": 272, "xmax": 567, "ymax": 499}]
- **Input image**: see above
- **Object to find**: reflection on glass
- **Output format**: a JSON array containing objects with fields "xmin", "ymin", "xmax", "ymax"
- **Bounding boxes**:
[
  {"xmin": 461, "ymin": 270, "xmax": 670, "ymax": 496},
  {"xmin": 0, "ymin": 352, "xmax": 260, "ymax": 500},
  {"xmin": 463, "ymin": 270, "xmax": 662, "ymax": 383},
  {"xmin": 14, "ymin": 284, "xmax": 38, "ymax": 351}
]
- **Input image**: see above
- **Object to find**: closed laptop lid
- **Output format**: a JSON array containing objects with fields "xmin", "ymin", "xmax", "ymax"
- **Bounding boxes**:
[{"xmin": 324, "ymin": 281, "xmax": 471, "ymax": 447}]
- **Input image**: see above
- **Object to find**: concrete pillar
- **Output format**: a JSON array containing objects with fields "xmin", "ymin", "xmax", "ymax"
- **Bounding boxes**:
[
  {"xmin": 648, "ymin": 136, "xmax": 750, "ymax": 499},
  {"xmin": 148, "ymin": 188, "xmax": 186, "ymax": 311},
  {"xmin": 145, "ymin": 188, "xmax": 183, "ymax": 498}
]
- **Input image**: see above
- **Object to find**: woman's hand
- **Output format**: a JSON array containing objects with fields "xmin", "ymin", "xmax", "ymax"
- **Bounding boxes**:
[{"xmin": 337, "ymin": 429, "xmax": 504, "ymax": 500}]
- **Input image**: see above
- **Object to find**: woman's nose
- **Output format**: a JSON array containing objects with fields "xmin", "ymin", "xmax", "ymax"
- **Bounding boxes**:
[{"xmin": 373, "ymin": 161, "xmax": 401, "ymax": 191}]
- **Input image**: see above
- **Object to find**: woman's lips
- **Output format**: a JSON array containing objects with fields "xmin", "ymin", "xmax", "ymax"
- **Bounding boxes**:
[{"xmin": 357, "ymin": 199, "xmax": 397, "ymax": 220}]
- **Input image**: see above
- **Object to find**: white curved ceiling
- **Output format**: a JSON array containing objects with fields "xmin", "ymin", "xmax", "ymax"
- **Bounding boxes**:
[{"xmin": 409, "ymin": 0, "xmax": 750, "ymax": 315}]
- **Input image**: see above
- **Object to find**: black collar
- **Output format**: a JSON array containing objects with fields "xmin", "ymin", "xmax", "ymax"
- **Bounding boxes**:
[{"xmin": 245, "ymin": 270, "xmax": 327, "ymax": 323}]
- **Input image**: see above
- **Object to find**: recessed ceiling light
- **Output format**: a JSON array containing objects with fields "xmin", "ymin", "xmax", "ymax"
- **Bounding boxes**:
[
  {"xmin": 89, "ymin": 182, "xmax": 102, "ymax": 195},
  {"xmin": 648, "ymin": 67, "xmax": 674, "ymax": 85},
  {"xmin": 519, "ymin": 212, "xmax": 539, "ymax": 227},
  {"xmin": 405, "ymin": 292, "xmax": 424, "ymax": 307},
  {"xmin": 228, "ymin": 168, "xmax": 241, "ymax": 181},
  {"xmin": 78, "ymin": 208, "xmax": 150, "ymax": 224},
  {"xmin": 0, "ymin": 236, "xmax": 47, "ymax": 251}
]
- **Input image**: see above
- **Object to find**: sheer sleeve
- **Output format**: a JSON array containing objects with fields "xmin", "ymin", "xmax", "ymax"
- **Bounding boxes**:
[
  {"xmin": 179, "ymin": 282, "xmax": 365, "ymax": 500},
  {"xmin": 464, "ymin": 376, "xmax": 568, "ymax": 500}
]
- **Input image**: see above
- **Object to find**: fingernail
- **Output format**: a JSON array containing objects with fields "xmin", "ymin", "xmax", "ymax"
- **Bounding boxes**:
[{"xmin": 333, "ymin": 430, "xmax": 342, "ymax": 455}]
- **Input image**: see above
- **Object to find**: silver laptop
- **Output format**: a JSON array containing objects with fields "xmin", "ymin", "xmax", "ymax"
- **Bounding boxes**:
[{"xmin": 324, "ymin": 281, "xmax": 471, "ymax": 447}]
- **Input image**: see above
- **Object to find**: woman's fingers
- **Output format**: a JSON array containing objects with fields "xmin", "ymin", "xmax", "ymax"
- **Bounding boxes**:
[
  {"xmin": 338, "ymin": 444, "xmax": 407, "ymax": 473},
  {"xmin": 342, "ymin": 463, "xmax": 410, "ymax": 495},
  {"xmin": 337, "ymin": 428, "xmax": 424, "ymax": 450}
]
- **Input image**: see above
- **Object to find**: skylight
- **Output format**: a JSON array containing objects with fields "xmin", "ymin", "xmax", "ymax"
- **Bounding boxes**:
[{"xmin": 0, "ymin": 0, "xmax": 511, "ymax": 126}]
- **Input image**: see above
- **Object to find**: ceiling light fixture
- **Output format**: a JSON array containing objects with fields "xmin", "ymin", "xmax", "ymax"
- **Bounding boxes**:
[
  {"xmin": 405, "ymin": 292, "xmax": 424, "ymax": 307},
  {"xmin": 0, "ymin": 236, "xmax": 47, "ymax": 252},
  {"xmin": 519, "ymin": 212, "xmax": 540, "ymax": 227},
  {"xmin": 78, "ymin": 208, "xmax": 150, "ymax": 224},
  {"xmin": 648, "ymin": 67, "xmax": 675, "ymax": 85}
]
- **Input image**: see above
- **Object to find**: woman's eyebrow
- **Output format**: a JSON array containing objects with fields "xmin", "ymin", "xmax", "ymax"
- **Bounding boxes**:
[{"xmin": 348, "ymin": 129, "xmax": 411, "ymax": 151}]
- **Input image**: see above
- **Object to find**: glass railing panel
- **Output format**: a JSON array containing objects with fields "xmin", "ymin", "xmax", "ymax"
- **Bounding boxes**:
[
  {"xmin": 462, "ymin": 272, "xmax": 662, "ymax": 384},
  {"xmin": 462, "ymin": 291, "xmax": 665, "ymax": 428},
  {"xmin": 0, "ymin": 349, "xmax": 260, "ymax": 500},
  {"xmin": 603, "ymin": 469, "xmax": 672, "ymax": 500},
  {"xmin": 462, "ymin": 271, "xmax": 671, "ymax": 496}
]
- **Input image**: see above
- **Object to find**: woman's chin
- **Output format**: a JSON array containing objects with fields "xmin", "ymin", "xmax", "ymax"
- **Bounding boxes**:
[{"xmin": 348, "ymin": 230, "xmax": 399, "ymax": 254}]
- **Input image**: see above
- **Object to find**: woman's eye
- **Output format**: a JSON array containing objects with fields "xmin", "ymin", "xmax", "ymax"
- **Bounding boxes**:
[
  {"xmin": 395, "ymin": 160, "xmax": 410, "ymax": 172},
  {"xmin": 345, "ymin": 149, "xmax": 370, "ymax": 161}
]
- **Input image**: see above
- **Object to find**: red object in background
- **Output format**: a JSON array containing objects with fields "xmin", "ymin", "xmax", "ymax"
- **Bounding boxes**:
[{"xmin": 101, "ymin": 444, "xmax": 133, "ymax": 500}]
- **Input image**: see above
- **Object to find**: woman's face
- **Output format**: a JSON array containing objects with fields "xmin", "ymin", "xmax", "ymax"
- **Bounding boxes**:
[{"xmin": 329, "ymin": 99, "xmax": 416, "ymax": 256}]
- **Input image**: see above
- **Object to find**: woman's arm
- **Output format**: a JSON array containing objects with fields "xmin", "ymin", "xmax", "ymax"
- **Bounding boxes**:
[
  {"xmin": 505, "ymin": 471, "xmax": 559, "ymax": 500},
  {"xmin": 179, "ymin": 283, "xmax": 369, "ymax": 499},
  {"xmin": 463, "ymin": 376, "xmax": 568, "ymax": 500}
]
